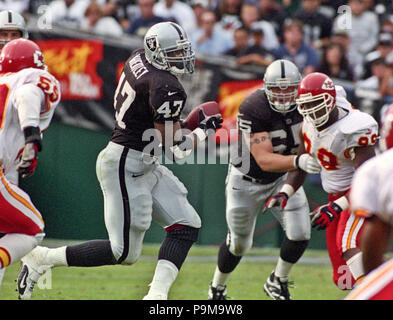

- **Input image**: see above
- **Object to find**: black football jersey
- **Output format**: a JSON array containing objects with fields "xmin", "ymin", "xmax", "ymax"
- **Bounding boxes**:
[
  {"xmin": 111, "ymin": 48, "xmax": 187, "ymax": 152},
  {"xmin": 231, "ymin": 88, "xmax": 303, "ymax": 183}
]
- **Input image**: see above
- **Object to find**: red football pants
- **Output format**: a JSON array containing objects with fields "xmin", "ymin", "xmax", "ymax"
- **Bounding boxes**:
[{"xmin": 325, "ymin": 192, "xmax": 365, "ymax": 290}]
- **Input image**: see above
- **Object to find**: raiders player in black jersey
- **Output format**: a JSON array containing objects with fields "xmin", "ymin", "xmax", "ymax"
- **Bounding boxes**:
[
  {"xmin": 17, "ymin": 22, "xmax": 222, "ymax": 301},
  {"xmin": 208, "ymin": 60, "xmax": 321, "ymax": 300}
]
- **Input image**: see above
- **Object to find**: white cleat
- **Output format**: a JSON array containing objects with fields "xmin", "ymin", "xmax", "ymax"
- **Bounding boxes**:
[
  {"xmin": 142, "ymin": 292, "xmax": 168, "ymax": 300},
  {"xmin": 17, "ymin": 247, "xmax": 52, "ymax": 300}
]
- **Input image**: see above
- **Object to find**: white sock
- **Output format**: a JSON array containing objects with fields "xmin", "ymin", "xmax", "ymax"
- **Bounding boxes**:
[
  {"xmin": 45, "ymin": 246, "xmax": 68, "ymax": 267},
  {"xmin": 0, "ymin": 233, "xmax": 40, "ymax": 267},
  {"xmin": 212, "ymin": 266, "xmax": 231, "ymax": 287},
  {"xmin": 147, "ymin": 259, "xmax": 179, "ymax": 297},
  {"xmin": 346, "ymin": 252, "xmax": 365, "ymax": 282},
  {"xmin": 274, "ymin": 257, "xmax": 294, "ymax": 281},
  {"xmin": 0, "ymin": 268, "xmax": 5, "ymax": 286}
]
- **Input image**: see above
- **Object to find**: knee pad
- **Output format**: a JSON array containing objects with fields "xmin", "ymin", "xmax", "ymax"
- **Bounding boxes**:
[
  {"xmin": 227, "ymin": 233, "xmax": 253, "ymax": 257},
  {"xmin": 280, "ymin": 237, "xmax": 309, "ymax": 264}
]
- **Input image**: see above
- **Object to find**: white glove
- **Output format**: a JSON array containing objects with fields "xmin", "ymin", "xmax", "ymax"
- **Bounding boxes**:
[{"xmin": 294, "ymin": 154, "xmax": 321, "ymax": 174}]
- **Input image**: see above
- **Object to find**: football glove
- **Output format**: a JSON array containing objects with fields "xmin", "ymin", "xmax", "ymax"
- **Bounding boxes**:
[
  {"xmin": 262, "ymin": 192, "xmax": 289, "ymax": 214},
  {"xmin": 16, "ymin": 142, "xmax": 39, "ymax": 178},
  {"xmin": 198, "ymin": 109, "xmax": 223, "ymax": 132},
  {"xmin": 295, "ymin": 154, "xmax": 321, "ymax": 174},
  {"xmin": 310, "ymin": 202, "xmax": 343, "ymax": 230}
]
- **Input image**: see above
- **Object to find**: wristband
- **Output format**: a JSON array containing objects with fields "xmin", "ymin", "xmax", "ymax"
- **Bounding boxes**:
[
  {"xmin": 23, "ymin": 126, "xmax": 42, "ymax": 151},
  {"xmin": 280, "ymin": 184, "xmax": 295, "ymax": 198},
  {"xmin": 192, "ymin": 127, "xmax": 207, "ymax": 142},
  {"xmin": 294, "ymin": 155, "xmax": 300, "ymax": 169},
  {"xmin": 334, "ymin": 196, "xmax": 349, "ymax": 211}
]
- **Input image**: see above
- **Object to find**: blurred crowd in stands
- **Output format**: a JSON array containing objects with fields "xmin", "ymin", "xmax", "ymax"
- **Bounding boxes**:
[{"xmin": 6, "ymin": 0, "xmax": 393, "ymax": 122}]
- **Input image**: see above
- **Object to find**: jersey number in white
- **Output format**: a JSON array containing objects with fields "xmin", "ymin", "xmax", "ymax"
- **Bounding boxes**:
[
  {"xmin": 156, "ymin": 100, "xmax": 183, "ymax": 119},
  {"xmin": 114, "ymin": 72, "xmax": 136, "ymax": 129}
]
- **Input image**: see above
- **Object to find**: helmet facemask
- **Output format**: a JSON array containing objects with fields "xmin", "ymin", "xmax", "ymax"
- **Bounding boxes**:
[
  {"xmin": 297, "ymin": 92, "xmax": 335, "ymax": 128},
  {"xmin": 265, "ymin": 80, "xmax": 298, "ymax": 113},
  {"xmin": 161, "ymin": 40, "xmax": 195, "ymax": 75}
]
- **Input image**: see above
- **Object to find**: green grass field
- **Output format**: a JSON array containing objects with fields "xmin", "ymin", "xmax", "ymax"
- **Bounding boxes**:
[{"xmin": 0, "ymin": 242, "xmax": 348, "ymax": 300}]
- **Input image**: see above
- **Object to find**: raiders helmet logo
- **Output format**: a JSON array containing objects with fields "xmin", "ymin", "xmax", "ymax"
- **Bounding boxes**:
[
  {"xmin": 146, "ymin": 36, "xmax": 157, "ymax": 52},
  {"xmin": 321, "ymin": 78, "xmax": 334, "ymax": 90}
]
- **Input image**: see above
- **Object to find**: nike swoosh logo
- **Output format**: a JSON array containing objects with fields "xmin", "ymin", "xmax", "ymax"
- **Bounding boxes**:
[
  {"xmin": 18, "ymin": 267, "xmax": 28, "ymax": 292},
  {"xmin": 168, "ymin": 91, "xmax": 177, "ymax": 96},
  {"xmin": 132, "ymin": 173, "xmax": 144, "ymax": 178}
]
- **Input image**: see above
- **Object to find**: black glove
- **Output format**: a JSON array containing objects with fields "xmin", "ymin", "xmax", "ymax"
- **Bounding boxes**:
[
  {"xmin": 16, "ymin": 142, "xmax": 39, "ymax": 178},
  {"xmin": 310, "ymin": 202, "xmax": 343, "ymax": 230},
  {"xmin": 262, "ymin": 192, "xmax": 289, "ymax": 214},
  {"xmin": 197, "ymin": 109, "xmax": 223, "ymax": 132}
]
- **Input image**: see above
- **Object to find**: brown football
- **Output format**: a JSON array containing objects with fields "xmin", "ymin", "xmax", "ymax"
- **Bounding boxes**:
[{"xmin": 184, "ymin": 101, "xmax": 220, "ymax": 131}]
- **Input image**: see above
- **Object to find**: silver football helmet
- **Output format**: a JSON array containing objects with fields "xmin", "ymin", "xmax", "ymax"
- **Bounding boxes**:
[
  {"xmin": 0, "ymin": 10, "xmax": 28, "ymax": 48},
  {"xmin": 264, "ymin": 59, "xmax": 301, "ymax": 113},
  {"xmin": 144, "ymin": 22, "xmax": 195, "ymax": 75}
]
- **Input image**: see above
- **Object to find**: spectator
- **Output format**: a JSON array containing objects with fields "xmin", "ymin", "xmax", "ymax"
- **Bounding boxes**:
[
  {"xmin": 381, "ymin": 14, "xmax": 393, "ymax": 34},
  {"xmin": 190, "ymin": 0, "xmax": 209, "ymax": 31},
  {"xmin": 331, "ymin": 29, "xmax": 364, "ymax": 80},
  {"xmin": 355, "ymin": 57, "xmax": 393, "ymax": 120},
  {"xmin": 190, "ymin": 9, "xmax": 233, "ymax": 55},
  {"xmin": 41, "ymin": 0, "xmax": 91, "ymax": 28},
  {"xmin": 230, "ymin": 27, "xmax": 275, "ymax": 66},
  {"xmin": 293, "ymin": 0, "xmax": 332, "ymax": 49},
  {"xmin": 214, "ymin": 0, "xmax": 242, "ymax": 32},
  {"xmin": 363, "ymin": 33, "xmax": 393, "ymax": 79},
  {"xmin": 273, "ymin": 19, "xmax": 319, "ymax": 75},
  {"xmin": 258, "ymin": 0, "xmax": 286, "ymax": 40},
  {"xmin": 126, "ymin": 0, "xmax": 166, "ymax": 37},
  {"xmin": 240, "ymin": 3, "xmax": 279, "ymax": 51},
  {"xmin": 0, "ymin": 0, "xmax": 29, "ymax": 13},
  {"xmin": 81, "ymin": 1, "xmax": 123, "ymax": 36},
  {"xmin": 224, "ymin": 26, "xmax": 250, "ymax": 57},
  {"xmin": 317, "ymin": 42, "xmax": 354, "ymax": 81},
  {"xmin": 154, "ymin": 0, "xmax": 197, "ymax": 35},
  {"xmin": 333, "ymin": 0, "xmax": 379, "ymax": 57}
]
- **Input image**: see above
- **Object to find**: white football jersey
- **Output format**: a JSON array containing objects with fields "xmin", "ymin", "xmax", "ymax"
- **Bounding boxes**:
[
  {"xmin": 0, "ymin": 68, "xmax": 60, "ymax": 174},
  {"xmin": 350, "ymin": 149, "xmax": 393, "ymax": 226},
  {"xmin": 302, "ymin": 86, "xmax": 378, "ymax": 194}
]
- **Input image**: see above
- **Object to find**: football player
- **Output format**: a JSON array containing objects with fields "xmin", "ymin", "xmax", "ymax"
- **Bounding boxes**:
[
  {"xmin": 17, "ymin": 22, "xmax": 222, "ymax": 300},
  {"xmin": 0, "ymin": 9, "xmax": 29, "ymax": 288},
  {"xmin": 0, "ymin": 10, "xmax": 28, "ymax": 50},
  {"xmin": 208, "ymin": 60, "xmax": 321, "ymax": 300},
  {"xmin": 345, "ymin": 104, "xmax": 393, "ymax": 300},
  {"xmin": 0, "ymin": 39, "xmax": 60, "ymax": 272},
  {"xmin": 266, "ymin": 72, "xmax": 378, "ymax": 290},
  {"xmin": 0, "ymin": 10, "xmax": 28, "ymax": 185}
]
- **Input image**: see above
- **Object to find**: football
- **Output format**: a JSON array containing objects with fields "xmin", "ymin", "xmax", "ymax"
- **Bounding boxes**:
[{"xmin": 184, "ymin": 101, "xmax": 220, "ymax": 131}]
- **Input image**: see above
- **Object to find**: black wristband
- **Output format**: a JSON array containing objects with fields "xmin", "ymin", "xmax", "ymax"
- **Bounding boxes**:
[
  {"xmin": 295, "ymin": 155, "xmax": 300, "ymax": 169},
  {"xmin": 23, "ymin": 126, "xmax": 42, "ymax": 151}
]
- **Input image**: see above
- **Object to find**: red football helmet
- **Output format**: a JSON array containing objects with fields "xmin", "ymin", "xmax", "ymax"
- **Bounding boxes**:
[
  {"xmin": 296, "ymin": 72, "xmax": 336, "ymax": 128},
  {"xmin": 0, "ymin": 38, "xmax": 45, "ymax": 73},
  {"xmin": 380, "ymin": 103, "xmax": 393, "ymax": 151}
]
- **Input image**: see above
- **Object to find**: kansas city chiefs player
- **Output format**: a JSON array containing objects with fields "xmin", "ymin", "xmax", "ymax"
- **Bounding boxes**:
[
  {"xmin": 0, "ymin": 39, "xmax": 60, "ymax": 272},
  {"xmin": 266, "ymin": 72, "xmax": 378, "ymax": 290}
]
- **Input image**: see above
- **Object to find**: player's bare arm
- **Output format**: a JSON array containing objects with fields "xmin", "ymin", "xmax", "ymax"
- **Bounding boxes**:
[
  {"xmin": 244, "ymin": 131, "xmax": 296, "ymax": 173},
  {"xmin": 353, "ymin": 145, "xmax": 376, "ymax": 169},
  {"xmin": 361, "ymin": 215, "xmax": 391, "ymax": 273}
]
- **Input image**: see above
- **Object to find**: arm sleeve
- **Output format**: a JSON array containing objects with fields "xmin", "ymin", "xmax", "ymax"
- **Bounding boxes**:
[{"xmin": 14, "ymin": 83, "xmax": 46, "ymax": 129}]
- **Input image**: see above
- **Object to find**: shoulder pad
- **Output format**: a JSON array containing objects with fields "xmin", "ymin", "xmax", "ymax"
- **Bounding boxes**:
[{"xmin": 340, "ymin": 110, "xmax": 378, "ymax": 135}]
